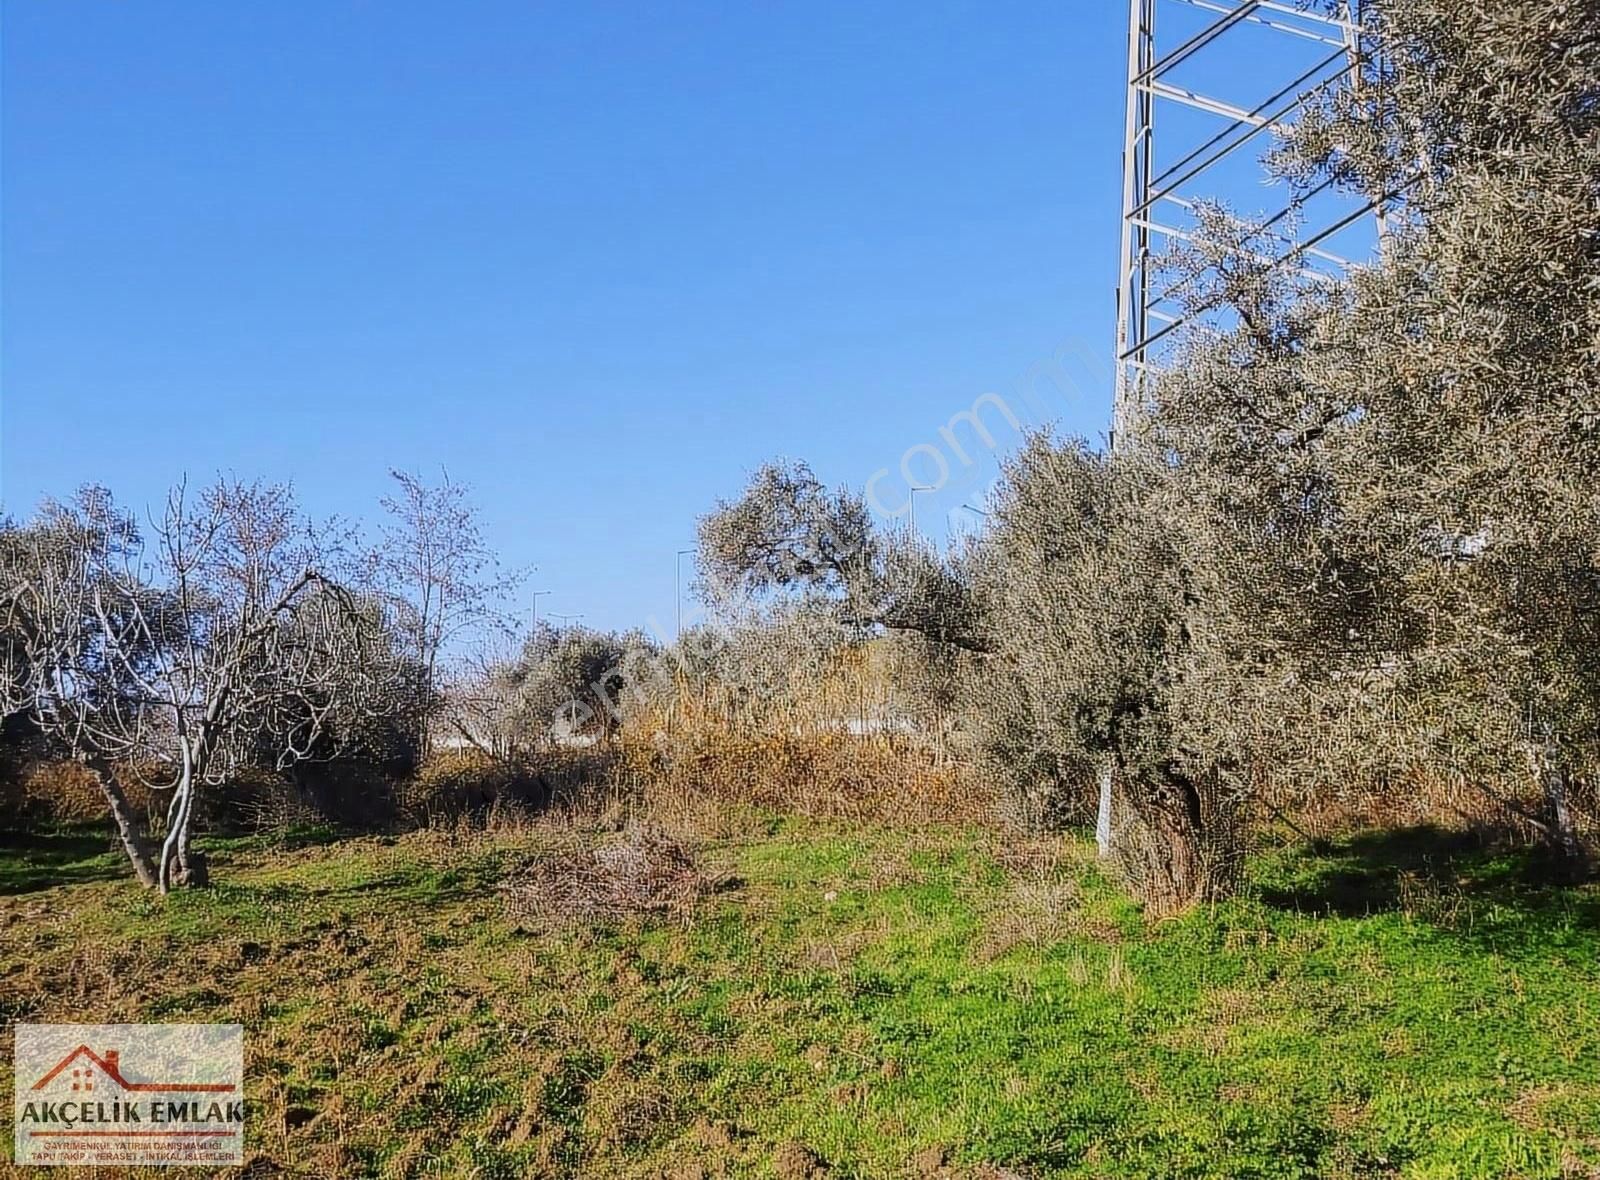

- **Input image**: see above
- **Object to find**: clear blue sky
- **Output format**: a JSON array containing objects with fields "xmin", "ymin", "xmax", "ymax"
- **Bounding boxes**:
[{"xmin": 3, "ymin": 1, "xmax": 1134, "ymax": 634}]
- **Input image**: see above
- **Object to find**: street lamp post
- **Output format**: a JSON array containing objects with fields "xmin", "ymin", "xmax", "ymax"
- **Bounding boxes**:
[
  {"xmin": 530, "ymin": 589, "xmax": 551, "ymax": 629},
  {"xmin": 954, "ymin": 503, "xmax": 990, "ymax": 538},
  {"xmin": 907, "ymin": 485, "xmax": 936, "ymax": 534}
]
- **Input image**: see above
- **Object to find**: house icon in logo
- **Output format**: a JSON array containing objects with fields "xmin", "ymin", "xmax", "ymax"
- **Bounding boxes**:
[{"xmin": 30, "ymin": 1045, "xmax": 235, "ymax": 1095}]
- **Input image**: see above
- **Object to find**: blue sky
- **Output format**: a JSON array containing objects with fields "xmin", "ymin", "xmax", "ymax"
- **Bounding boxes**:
[{"xmin": 4, "ymin": 1, "xmax": 1136, "ymax": 634}]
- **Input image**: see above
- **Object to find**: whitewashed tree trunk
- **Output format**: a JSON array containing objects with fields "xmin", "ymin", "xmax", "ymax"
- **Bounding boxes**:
[
  {"xmin": 1095, "ymin": 759, "xmax": 1114, "ymax": 858},
  {"xmin": 1537, "ymin": 738, "xmax": 1586, "ymax": 876}
]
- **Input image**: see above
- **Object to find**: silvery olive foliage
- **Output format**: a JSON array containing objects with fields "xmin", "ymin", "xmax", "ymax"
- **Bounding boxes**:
[
  {"xmin": 696, "ymin": 459, "xmax": 989, "ymax": 654},
  {"xmin": 697, "ymin": 461, "xmax": 874, "ymax": 603},
  {"xmin": 1143, "ymin": 0, "xmax": 1600, "ymax": 873},
  {"xmin": 694, "ymin": 461, "xmax": 994, "ymax": 744},
  {"xmin": 693, "ymin": 1, "xmax": 1600, "ymax": 901},
  {"xmin": 523, "ymin": 623, "xmax": 663, "ymax": 738},
  {"xmin": 965, "ymin": 437, "xmax": 1258, "ymax": 907},
  {"xmin": 450, "ymin": 623, "xmax": 662, "ymax": 751}
]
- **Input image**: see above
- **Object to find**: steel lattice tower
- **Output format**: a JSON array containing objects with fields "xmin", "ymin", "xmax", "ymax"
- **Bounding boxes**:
[
  {"xmin": 1112, "ymin": 0, "xmax": 1389, "ymax": 444},
  {"xmin": 1097, "ymin": 0, "xmax": 1393, "ymax": 857}
]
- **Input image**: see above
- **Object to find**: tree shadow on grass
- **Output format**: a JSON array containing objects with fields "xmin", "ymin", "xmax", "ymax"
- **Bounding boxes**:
[
  {"xmin": 0, "ymin": 823, "xmax": 357, "ymax": 896},
  {"xmin": 1255, "ymin": 823, "xmax": 1600, "ymax": 956},
  {"xmin": 0, "ymin": 827, "xmax": 132, "ymax": 895},
  {"xmin": 203, "ymin": 823, "xmax": 347, "ymax": 856}
]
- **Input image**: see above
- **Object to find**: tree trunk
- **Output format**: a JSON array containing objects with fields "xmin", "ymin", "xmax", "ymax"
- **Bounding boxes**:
[
  {"xmin": 170, "ymin": 788, "xmax": 208, "ymax": 889},
  {"xmin": 1147, "ymin": 782, "xmax": 1205, "ymax": 908},
  {"xmin": 158, "ymin": 746, "xmax": 208, "ymax": 891},
  {"xmin": 1095, "ymin": 760, "xmax": 1114, "ymax": 858},
  {"xmin": 1537, "ymin": 742, "xmax": 1589, "ymax": 881},
  {"xmin": 418, "ymin": 651, "xmax": 437, "ymax": 760},
  {"xmin": 1112, "ymin": 768, "xmax": 1240, "ymax": 916},
  {"xmin": 87, "ymin": 759, "xmax": 158, "ymax": 889}
]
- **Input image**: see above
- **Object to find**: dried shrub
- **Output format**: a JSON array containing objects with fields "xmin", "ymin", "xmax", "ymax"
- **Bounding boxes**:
[
  {"xmin": 205, "ymin": 767, "xmax": 309, "ymax": 833},
  {"xmin": 399, "ymin": 749, "xmax": 561, "ymax": 824},
  {"xmin": 978, "ymin": 842, "xmax": 1084, "ymax": 959},
  {"xmin": 498, "ymin": 825, "xmax": 715, "ymax": 929},
  {"xmin": 612, "ymin": 725, "xmax": 993, "ymax": 827},
  {"xmin": 5, "ymin": 758, "xmax": 160, "ymax": 824}
]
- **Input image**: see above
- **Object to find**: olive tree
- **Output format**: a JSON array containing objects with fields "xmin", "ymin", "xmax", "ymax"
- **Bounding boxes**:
[
  {"xmin": 1140, "ymin": 0, "xmax": 1600, "ymax": 874},
  {"xmin": 695, "ymin": 459, "xmax": 995, "ymax": 755},
  {"xmin": 453, "ymin": 623, "xmax": 663, "ymax": 748},
  {"xmin": 970, "ymin": 436, "xmax": 1271, "ymax": 911},
  {"xmin": 697, "ymin": 459, "xmax": 989, "ymax": 654},
  {"xmin": 519, "ymin": 623, "xmax": 647, "ymax": 741}
]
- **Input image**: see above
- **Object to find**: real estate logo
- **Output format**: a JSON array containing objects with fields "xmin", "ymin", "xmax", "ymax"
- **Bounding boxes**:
[{"xmin": 13, "ymin": 1024, "xmax": 244, "ymax": 1167}]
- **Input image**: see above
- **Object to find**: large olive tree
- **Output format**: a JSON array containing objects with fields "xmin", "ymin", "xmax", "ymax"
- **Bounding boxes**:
[
  {"xmin": 1142, "ymin": 0, "xmax": 1600, "ymax": 873},
  {"xmin": 969, "ymin": 436, "xmax": 1276, "ymax": 911}
]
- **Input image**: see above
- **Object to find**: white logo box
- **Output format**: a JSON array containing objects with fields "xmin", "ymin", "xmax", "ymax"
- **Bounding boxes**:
[{"xmin": 13, "ymin": 1024, "xmax": 244, "ymax": 1167}]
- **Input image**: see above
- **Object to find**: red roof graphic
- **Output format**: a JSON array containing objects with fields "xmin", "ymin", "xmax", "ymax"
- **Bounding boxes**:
[{"xmin": 31, "ymin": 1045, "xmax": 235, "ymax": 1094}]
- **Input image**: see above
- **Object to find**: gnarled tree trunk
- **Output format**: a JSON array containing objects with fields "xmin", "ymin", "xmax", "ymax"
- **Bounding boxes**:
[
  {"xmin": 86, "ymin": 758, "xmax": 158, "ymax": 889},
  {"xmin": 1111, "ymin": 765, "xmax": 1243, "ymax": 916}
]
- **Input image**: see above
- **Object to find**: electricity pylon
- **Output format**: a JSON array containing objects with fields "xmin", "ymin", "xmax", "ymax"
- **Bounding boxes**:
[
  {"xmin": 1100, "ymin": 1, "xmax": 1392, "ymax": 858},
  {"xmin": 1112, "ymin": 0, "xmax": 1390, "ymax": 445}
]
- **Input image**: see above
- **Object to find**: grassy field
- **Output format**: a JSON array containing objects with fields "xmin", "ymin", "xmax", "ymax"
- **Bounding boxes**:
[{"xmin": 1, "ymin": 813, "xmax": 1598, "ymax": 1179}]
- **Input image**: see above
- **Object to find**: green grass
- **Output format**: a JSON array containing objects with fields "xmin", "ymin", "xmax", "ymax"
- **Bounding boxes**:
[
  {"xmin": 0, "ymin": 825, "xmax": 128, "ymax": 894},
  {"xmin": 1, "ymin": 816, "xmax": 1597, "ymax": 1178}
]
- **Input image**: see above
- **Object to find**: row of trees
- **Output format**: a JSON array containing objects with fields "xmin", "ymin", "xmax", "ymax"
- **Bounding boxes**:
[
  {"xmin": 683, "ymin": 0, "xmax": 1600, "ymax": 909},
  {"xmin": 5, "ymin": 0, "xmax": 1592, "ymax": 913}
]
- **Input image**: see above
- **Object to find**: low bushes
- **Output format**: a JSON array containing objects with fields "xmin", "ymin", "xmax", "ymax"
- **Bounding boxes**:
[
  {"xmin": 612, "ymin": 726, "xmax": 993, "ymax": 826},
  {"xmin": 499, "ymin": 824, "xmax": 716, "ymax": 929}
]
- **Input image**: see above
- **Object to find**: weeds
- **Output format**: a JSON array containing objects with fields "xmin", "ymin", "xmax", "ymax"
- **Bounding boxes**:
[
  {"xmin": 499, "ymin": 825, "xmax": 718, "ymax": 930},
  {"xmin": 1, "ymin": 817, "xmax": 1597, "ymax": 1177}
]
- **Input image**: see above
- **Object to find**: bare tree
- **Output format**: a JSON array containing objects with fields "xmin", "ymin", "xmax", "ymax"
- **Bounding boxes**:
[
  {"xmin": 0, "ymin": 490, "xmax": 166, "ymax": 884},
  {"xmin": 378, "ymin": 469, "xmax": 521, "ymax": 754},
  {"xmin": 0, "ymin": 481, "xmax": 401, "ymax": 891},
  {"xmin": 437, "ymin": 637, "xmax": 533, "ymax": 761}
]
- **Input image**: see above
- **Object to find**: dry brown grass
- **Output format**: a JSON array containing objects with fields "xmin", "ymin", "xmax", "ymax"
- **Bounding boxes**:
[
  {"xmin": 974, "ymin": 838, "xmax": 1085, "ymax": 959},
  {"xmin": 1262, "ymin": 766, "xmax": 1599, "ymax": 847},
  {"xmin": 0, "ymin": 758, "xmax": 161, "ymax": 824},
  {"xmin": 611, "ymin": 722, "xmax": 993, "ymax": 827},
  {"xmin": 0, "ymin": 757, "xmax": 386, "ymax": 833},
  {"xmin": 498, "ymin": 824, "xmax": 719, "ymax": 930},
  {"xmin": 399, "ymin": 748, "xmax": 553, "ymax": 822}
]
